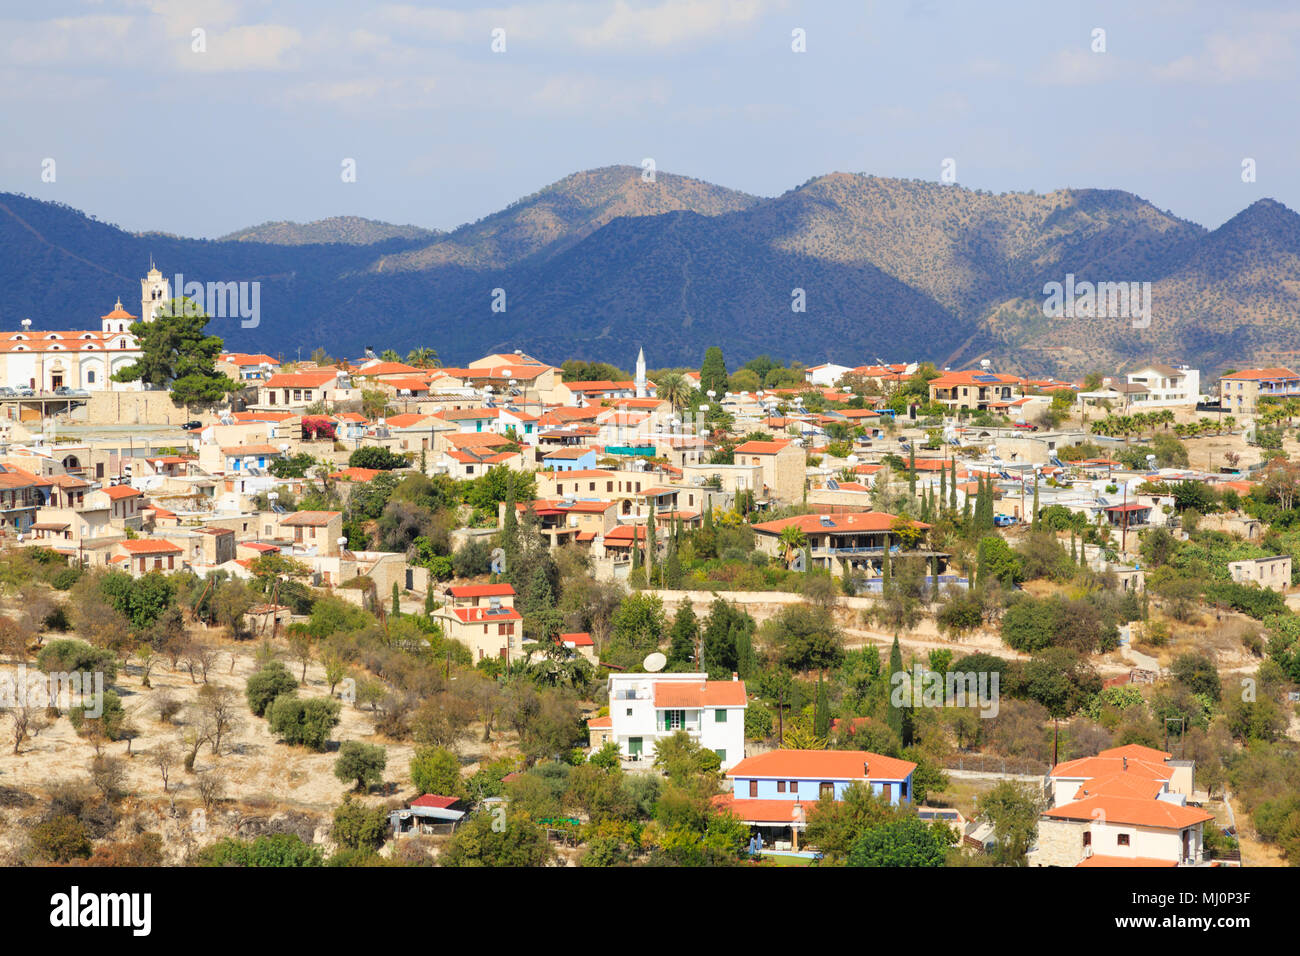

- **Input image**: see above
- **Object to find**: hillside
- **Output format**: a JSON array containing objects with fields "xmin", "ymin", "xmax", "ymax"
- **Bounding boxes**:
[
  {"xmin": 1, "ymin": 168, "xmax": 1297, "ymax": 372},
  {"xmin": 218, "ymin": 216, "xmax": 439, "ymax": 246}
]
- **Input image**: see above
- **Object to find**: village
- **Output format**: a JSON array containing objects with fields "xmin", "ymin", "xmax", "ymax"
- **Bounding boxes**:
[{"xmin": 0, "ymin": 264, "xmax": 1296, "ymax": 871}]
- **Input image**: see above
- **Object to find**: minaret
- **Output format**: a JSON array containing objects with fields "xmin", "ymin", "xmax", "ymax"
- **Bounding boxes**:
[
  {"xmin": 141, "ymin": 259, "xmax": 170, "ymax": 322},
  {"xmin": 635, "ymin": 347, "xmax": 647, "ymax": 398}
]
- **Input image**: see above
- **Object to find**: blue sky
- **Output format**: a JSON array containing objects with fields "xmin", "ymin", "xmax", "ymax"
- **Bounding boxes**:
[{"xmin": 2, "ymin": 0, "xmax": 1295, "ymax": 237}]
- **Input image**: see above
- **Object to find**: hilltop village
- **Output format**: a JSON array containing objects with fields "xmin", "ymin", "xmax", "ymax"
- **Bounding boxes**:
[{"xmin": 0, "ymin": 267, "xmax": 1297, "ymax": 869}]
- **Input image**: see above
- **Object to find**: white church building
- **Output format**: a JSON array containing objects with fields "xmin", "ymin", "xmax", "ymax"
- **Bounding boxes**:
[{"xmin": 0, "ymin": 264, "xmax": 169, "ymax": 393}]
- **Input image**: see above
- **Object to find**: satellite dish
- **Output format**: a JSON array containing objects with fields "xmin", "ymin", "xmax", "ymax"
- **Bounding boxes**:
[{"xmin": 644, "ymin": 652, "xmax": 667, "ymax": 673}]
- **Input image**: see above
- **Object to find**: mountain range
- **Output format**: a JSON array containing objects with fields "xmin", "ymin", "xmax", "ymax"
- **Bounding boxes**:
[{"xmin": 2, "ymin": 165, "xmax": 1297, "ymax": 377}]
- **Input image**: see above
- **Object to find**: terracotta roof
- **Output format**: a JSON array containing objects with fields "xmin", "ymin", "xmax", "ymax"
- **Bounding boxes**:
[
  {"xmin": 1098, "ymin": 744, "xmax": 1172, "ymax": 762},
  {"xmin": 447, "ymin": 605, "xmax": 522, "ymax": 623},
  {"xmin": 1073, "ymin": 774, "xmax": 1167, "ymax": 801},
  {"xmin": 410, "ymin": 794, "xmax": 458, "ymax": 809},
  {"xmin": 586, "ymin": 715, "xmax": 613, "ymax": 729},
  {"xmin": 119, "ymin": 539, "xmax": 183, "ymax": 554},
  {"xmin": 752, "ymin": 512, "xmax": 927, "ymax": 535},
  {"xmin": 328, "ymin": 467, "xmax": 381, "ymax": 482},
  {"xmin": 712, "ymin": 794, "xmax": 817, "ymax": 825},
  {"xmin": 1075, "ymin": 855, "xmax": 1179, "ymax": 868},
  {"xmin": 278, "ymin": 510, "xmax": 340, "ymax": 527},
  {"xmin": 356, "ymin": 361, "xmax": 421, "ymax": 376},
  {"xmin": 101, "ymin": 484, "xmax": 142, "ymax": 499},
  {"xmin": 1044, "ymin": 795, "xmax": 1213, "ymax": 830},
  {"xmin": 264, "ymin": 370, "xmax": 340, "ymax": 388},
  {"xmin": 446, "ymin": 583, "xmax": 516, "ymax": 598},
  {"xmin": 1051, "ymin": 755, "xmax": 1173, "ymax": 781},
  {"xmin": 727, "ymin": 749, "xmax": 917, "ymax": 782},
  {"xmin": 654, "ymin": 679, "xmax": 747, "ymax": 708},
  {"xmin": 733, "ymin": 440, "xmax": 794, "ymax": 455},
  {"xmin": 1220, "ymin": 367, "xmax": 1299, "ymax": 381},
  {"xmin": 543, "ymin": 446, "xmax": 595, "ymax": 459},
  {"xmin": 561, "ymin": 632, "xmax": 594, "ymax": 646},
  {"xmin": 383, "ymin": 413, "xmax": 434, "ymax": 428}
]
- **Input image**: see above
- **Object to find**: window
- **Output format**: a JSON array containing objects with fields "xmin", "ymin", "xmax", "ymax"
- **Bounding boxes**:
[
  {"xmin": 882, "ymin": 783, "xmax": 892, "ymax": 801},
  {"xmin": 1117, "ymin": 834, "xmax": 1130, "ymax": 847},
  {"xmin": 819, "ymin": 782, "xmax": 833, "ymax": 798},
  {"xmin": 714, "ymin": 749, "xmax": 725, "ymax": 763},
  {"xmin": 777, "ymin": 781, "xmax": 786, "ymax": 793},
  {"xmin": 715, "ymin": 708, "xmax": 727, "ymax": 722},
  {"xmin": 789, "ymin": 781, "xmax": 798, "ymax": 794},
  {"xmin": 664, "ymin": 709, "xmax": 684, "ymax": 730},
  {"xmin": 625, "ymin": 708, "xmax": 632, "ymax": 716},
  {"xmin": 748, "ymin": 780, "xmax": 758, "ymax": 798},
  {"xmin": 1083, "ymin": 831, "xmax": 1091, "ymax": 848}
]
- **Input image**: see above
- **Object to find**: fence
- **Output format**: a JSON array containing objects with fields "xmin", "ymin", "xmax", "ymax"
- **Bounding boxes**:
[{"xmin": 944, "ymin": 753, "xmax": 1050, "ymax": 776}]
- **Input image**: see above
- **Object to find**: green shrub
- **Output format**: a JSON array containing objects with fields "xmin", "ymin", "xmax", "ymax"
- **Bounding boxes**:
[
  {"xmin": 267, "ymin": 694, "xmax": 340, "ymax": 751},
  {"xmin": 245, "ymin": 661, "xmax": 298, "ymax": 717}
]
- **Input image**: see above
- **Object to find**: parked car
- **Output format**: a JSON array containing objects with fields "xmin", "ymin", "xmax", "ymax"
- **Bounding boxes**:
[
  {"xmin": 53, "ymin": 386, "xmax": 73, "ymax": 396},
  {"xmin": 16, "ymin": 386, "xmax": 34, "ymax": 397},
  {"xmin": 0, "ymin": 387, "xmax": 14, "ymax": 397},
  {"xmin": 1012, "ymin": 421, "xmax": 1038, "ymax": 431},
  {"xmin": 181, "ymin": 420, "xmax": 204, "ymax": 431},
  {"xmin": 993, "ymin": 514, "xmax": 1017, "ymax": 527}
]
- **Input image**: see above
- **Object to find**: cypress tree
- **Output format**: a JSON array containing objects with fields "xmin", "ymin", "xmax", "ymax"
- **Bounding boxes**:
[
  {"xmin": 939, "ymin": 465, "xmax": 947, "ymax": 518},
  {"xmin": 647, "ymin": 498, "xmax": 657, "ymax": 584},
  {"xmin": 948, "ymin": 456, "xmax": 958, "ymax": 513},
  {"xmin": 813, "ymin": 675, "xmax": 830, "ymax": 739},
  {"xmin": 882, "ymin": 535, "xmax": 892, "ymax": 584},
  {"xmin": 1031, "ymin": 479, "xmax": 1041, "ymax": 531},
  {"xmin": 667, "ymin": 603, "xmax": 698, "ymax": 668},
  {"xmin": 424, "ymin": 587, "xmax": 434, "ymax": 616},
  {"xmin": 887, "ymin": 636, "xmax": 912, "ymax": 747},
  {"xmin": 908, "ymin": 445, "xmax": 917, "ymax": 500},
  {"xmin": 392, "ymin": 581, "xmax": 400, "ymax": 617}
]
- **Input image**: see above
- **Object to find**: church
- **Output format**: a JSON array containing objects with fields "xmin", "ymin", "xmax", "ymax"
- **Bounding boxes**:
[{"xmin": 0, "ymin": 264, "xmax": 168, "ymax": 393}]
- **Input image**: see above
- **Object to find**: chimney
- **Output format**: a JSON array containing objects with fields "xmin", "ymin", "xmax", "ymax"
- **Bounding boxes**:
[
  {"xmin": 732, "ymin": 672, "xmax": 738, "ymax": 682},
  {"xmin": 863, "ymin": 760, "xmax": 870, "ymax": 776},
  {"xmin": 1123, "ymin": 756, "xmax": 1128, "ymax": 771}
]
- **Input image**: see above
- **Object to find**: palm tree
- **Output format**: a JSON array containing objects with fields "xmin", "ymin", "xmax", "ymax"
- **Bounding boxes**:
[
  {"xmin": 379, "ymin": 348, "xmax": 401, "ymax": 363},
  {"xmin": 656, "ymin": 371, "xmax": 693, "ymax": 411},
  {"xmin": 406, "ymin": 347, "xmax": 439, "ymax": 368},
  {"xmin": 778, "ymin": 526, "xmax": 807, "ymax": 567}
]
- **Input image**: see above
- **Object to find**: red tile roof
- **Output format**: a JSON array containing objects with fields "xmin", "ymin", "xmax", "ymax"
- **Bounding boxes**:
[
  {"xmin": 752, "ymin": 512, "xmax": 927, "ymax": 535},
  {"xmin": 653, "ymin": 679, "xmax": 747, "ymax": 708},
  {"xmin": 446, "ymin": 583, "xmax": 516, "ymax": 598},
  {"xmin": 733, "ymin": 439, "xmax": 794, "ymax": 455},
  {"xmin": 1075, "ymin": 855, "xmax": 1179, "ymax": 868},
  {"xmin": 119, "ymin": 539, "xmax": 183, "ymax": 554},
  {"xmin": 1044, "ymin": 795, "xmax": 1212, "ymax": 830},
  {"xmin": 727, "ymin": 749, "xmax": 917, "ymax": 782}
]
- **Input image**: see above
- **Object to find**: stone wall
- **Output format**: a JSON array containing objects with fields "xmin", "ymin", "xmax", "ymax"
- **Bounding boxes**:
[
  {"xmin": 1028, "ymin": 818, "xmax": 1086, "ymax": 868},
  {"xmin": 77, "ymin": 390, "xmax": 195, "ymax": 426}
]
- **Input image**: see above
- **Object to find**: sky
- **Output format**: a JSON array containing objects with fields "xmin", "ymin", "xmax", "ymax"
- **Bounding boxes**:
[{"xmin": 2, "ymin": 0, "xmax": 1297, "ymax": 237}]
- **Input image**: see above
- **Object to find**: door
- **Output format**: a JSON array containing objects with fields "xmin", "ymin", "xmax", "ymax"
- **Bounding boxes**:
[{"xmin": 628, "ymin": 737, "xmax": 643, "ymax": 759}]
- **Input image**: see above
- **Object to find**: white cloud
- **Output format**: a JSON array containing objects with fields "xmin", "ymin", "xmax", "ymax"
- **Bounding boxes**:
[{"xmin": 1152, "ymin": 31, "xmax": 1296, "ymax": 83}]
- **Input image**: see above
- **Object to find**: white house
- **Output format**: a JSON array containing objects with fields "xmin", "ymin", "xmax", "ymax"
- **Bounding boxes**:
[
  {"xmin": 805, "ymin": 363, "xmax": 854, "ymax": 387},
  {"xmin": 1125, "ymin": 364, "xmax": 1201, "ymax": 406},
  {"xmin": 603, "ymin": 671, "xmax": 746, "ymax": 770}
]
